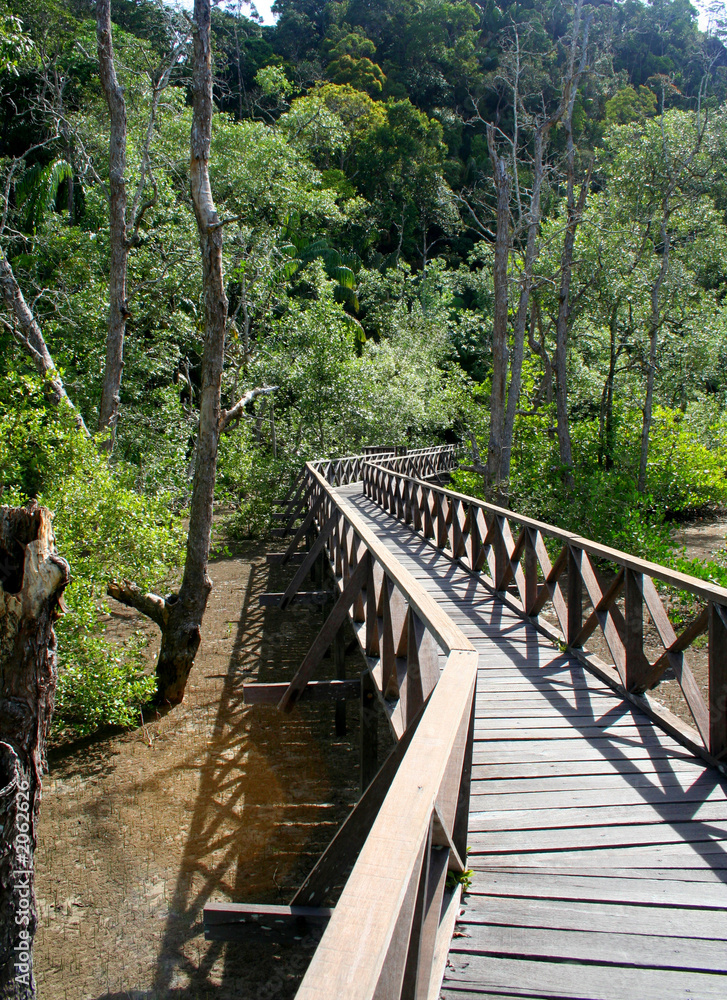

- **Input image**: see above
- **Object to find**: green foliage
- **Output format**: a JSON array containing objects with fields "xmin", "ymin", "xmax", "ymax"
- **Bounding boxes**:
[
  {"xmin": 0, "ymin": 369, "xmax": 184, "ymax": 737},
  {"xmin": 15, "ymin": 158, "xmax": 72, "ymax": 231},
  {"xmin": 605, "ymin": 85, "xmax": 657, "ymax": 124},
  {"xmin": 4, "ymin": 0, "xmax": 727, "ymax": 742}
]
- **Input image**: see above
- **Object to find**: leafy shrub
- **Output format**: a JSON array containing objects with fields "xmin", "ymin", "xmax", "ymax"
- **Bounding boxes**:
[
  {"xmin": 0, "ymin": 369, "xmax": 184, "ymax": 737},
  {"xmin": 217, "ymin": 420, "xmax": 291, "ymax": 539}
]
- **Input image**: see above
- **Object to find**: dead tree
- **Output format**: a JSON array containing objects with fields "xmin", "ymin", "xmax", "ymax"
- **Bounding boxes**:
[{"xmin": 0, "ymin": 505, "xmax": 70, "ymax": 999}]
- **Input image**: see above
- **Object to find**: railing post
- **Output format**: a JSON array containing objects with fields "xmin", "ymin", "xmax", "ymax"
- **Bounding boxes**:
[
  {"xmin": 333, "ymin": 626, "xmax": 347, "ymax": 736},
  {"xmin": 493, "ymin": 515, "xmax": 508, "ymax": 590},
  {"xmin": 567, "ymin": 545, "xmax": 582, "ymax": 646},
  {"xmin": 365, "ymin": 553, "xmax": 379, "ymax": 657},
  {"xmin": 360, "ymin": 669, "xmax": 378, "ymax": 792},
  {"xmin": 524, "ymin": 529, "xmax": 538, "ymax": 616},
  {"xmin": 624, "ymin": 569, "xmax": 647, "ymax": 691},
  {"xmin": 709, "ymin": 602, "xmax": 727, "ymax": 758}
]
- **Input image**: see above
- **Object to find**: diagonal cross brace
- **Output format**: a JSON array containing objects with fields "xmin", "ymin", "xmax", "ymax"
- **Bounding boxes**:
[
  {"xmin": 281, "ymin": 494, "xmax": 323, "ymax": 564},
  {"xmin": 280, "ymin": 511, "xmax": 338, "ymax": 610},
  {"xmin": 278, "ymin": 556, "xmax": 369, "ymax": 713}
]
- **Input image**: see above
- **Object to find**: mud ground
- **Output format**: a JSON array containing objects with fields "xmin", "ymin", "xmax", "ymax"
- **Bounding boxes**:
[{"xmin": 35, "ymin": 541, "xmax": 386, "ymax": 1000}]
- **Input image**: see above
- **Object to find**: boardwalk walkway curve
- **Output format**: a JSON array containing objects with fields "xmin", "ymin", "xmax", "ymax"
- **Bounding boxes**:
[{"xmin": 204, "ymin": 446, "xmax": 727, "ymax": 999}]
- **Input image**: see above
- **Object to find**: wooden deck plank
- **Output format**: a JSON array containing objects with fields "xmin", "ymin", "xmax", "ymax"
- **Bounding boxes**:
[
  {"xmin": 448, "ymin": 922, "xmax": 727, "ymax": 973},
  {"xmin": 461, "ymin": 869, "xmax": 727, "ymax": 906},
  {"xmin": 330, "ymin": 487, "xmax": 727, "ymax": 1000},
  {"xmin": 453, "ymin": 894, "xmax": 727, "ymax": 937},
  {"xmin": 441, "ymin": 957, "xmax": 727, "ymax": 1000}
]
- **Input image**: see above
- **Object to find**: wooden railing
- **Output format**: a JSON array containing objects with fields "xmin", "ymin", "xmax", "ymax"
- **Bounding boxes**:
[
  {"xmin": 310, "ymin": 444, "xmax": 456, "ymax": 489},
  {"xmin": 281, "ymin": 461, "xmax": 478, "ymax": 999},
  {"xmin": 362, "ymin": 461, "xmax": 727, "ymax": 763}
]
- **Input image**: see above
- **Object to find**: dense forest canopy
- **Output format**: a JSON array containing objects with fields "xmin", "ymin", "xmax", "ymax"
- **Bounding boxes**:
[{"xmin": 3, "ymin": 0, "xmax": 727, "ymax": 731}]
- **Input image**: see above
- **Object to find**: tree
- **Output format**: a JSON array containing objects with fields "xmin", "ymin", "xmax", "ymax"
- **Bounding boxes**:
[
  {"xmin": 96, "ymin": 1, "xmax": 189, "ymax": 448},
  {"xmin": 0, "ymin": 504, "xmax": 69, "ymax": 1000},
  {"xmin": 108, "ymin": 0, "xmax": 272, "ymax": 704}
]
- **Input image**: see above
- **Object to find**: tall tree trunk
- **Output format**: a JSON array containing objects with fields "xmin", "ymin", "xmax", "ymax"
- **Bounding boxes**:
[
  {"xmin": 638, "ymin": 218, "xmax": 670, "ymax": 493},
  {"xmin": 0, "ymin": 505, "xmax": 70, "ymax": 999},
  {"xmin": 0, "ymin": 254, "xmax": 87, "ymax": 434},
  {"xmin": 485, "ymin": 125, "xmax": 511, "ymax": 495},
  {"xmin": 96, "ymin": 0, "xmax": 129, "ymax": 449},
  {"xmin": 552, "ymin": 0, "xmax": 592, "ymax": 489},
  {"xmin": 500, "ymin": 129, "xmax": 545, "ymax": 487},
  {"xmin": 599, "ymin": 301, "xmax": 620, "ymax": 469},
  {"xmin": 107, "ymin": 0, "xmax": 233, "ymax": 705}
]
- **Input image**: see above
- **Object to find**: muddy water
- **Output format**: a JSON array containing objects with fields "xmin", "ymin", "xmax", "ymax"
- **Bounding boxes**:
[{"xmin": 35, "ymin": 545, "xmax": 374, "ymax": 1000}]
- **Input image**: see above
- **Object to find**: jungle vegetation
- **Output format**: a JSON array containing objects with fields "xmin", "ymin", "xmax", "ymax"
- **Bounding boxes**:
[{"xmin": 3, "ymin": 0, "xmax": 727, "ymax": 733}]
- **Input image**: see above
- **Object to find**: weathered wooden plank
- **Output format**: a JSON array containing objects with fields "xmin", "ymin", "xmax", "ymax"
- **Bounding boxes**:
[
  {"xmin": 467, "ymin": 822, "xmax": 727, "ymax": 851},
  {"xmin": 470, "ymin": 770, "xmax": 725, "ymax": 795},
  {"xmin": 469, "ymin": 783, "xmax": 727, "ymax": 811},
  {"xmin": 454, "ymin": 893, "xmax": 727, "ymax": 938},
  {"xmin": 468, "ymin": 798, "xmax": 727, "ymax": 830},
  {"xmin": 472, "ymin": 742, "xmax": 698, "ymax": 764},
  {"xmin": 442, "ymin": 955, "xmax": 727, "ymax": 1000},
  {"xmin": 471, "ymin": 715, "xmax": 663, "ymax": 731},
  {"xmin": 470, "ymin": 766, "xmax": 719, "ymax": 791},
  {"xmin": 244, "ymin": 679, "xmax": 361, "ymax": 705},
  {"xmin": 259, "ymin": 590, "xmax": 331, "ymax": 607},
  {"xmin": 461, "ymin": 869, "xmax": 727, "ymax": 907},
  {"xmin": 471, "ymin": 848, "xmax": 727, "ymax": 872},
  {"xmin": 471, "ymin": 724, "xmax": 684, "ymax": 741},
  {"xmin": 449, "ymin": 921, "xmax": 727, "ymax": 973}
]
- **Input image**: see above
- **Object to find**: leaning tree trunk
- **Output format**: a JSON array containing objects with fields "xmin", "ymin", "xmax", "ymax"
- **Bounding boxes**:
[
  {"xmin": 96, "ymin": 0, "xmax": 129, "ymax": 449},
  {"xmin": 0, "ymin": 505, "xmax": 70, "ymax": 999}
]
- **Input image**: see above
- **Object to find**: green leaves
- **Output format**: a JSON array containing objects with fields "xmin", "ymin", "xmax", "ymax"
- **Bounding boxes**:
[{"xmin": 15, "ymin": 158, "xmax": 72, "ymax": 232}]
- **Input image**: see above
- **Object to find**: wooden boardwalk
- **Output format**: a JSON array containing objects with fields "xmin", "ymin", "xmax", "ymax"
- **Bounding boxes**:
[{"xmin": 336, "ymin": 482, "xmax": 727, "ymax": 1000}]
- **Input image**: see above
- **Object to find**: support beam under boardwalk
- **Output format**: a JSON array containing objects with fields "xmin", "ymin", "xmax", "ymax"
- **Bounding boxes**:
[{"xmin": 204, "ymin": 903, "xmax": 332, "ymax": 942}]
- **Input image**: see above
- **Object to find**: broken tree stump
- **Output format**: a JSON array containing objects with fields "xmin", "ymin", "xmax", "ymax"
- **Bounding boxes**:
[{"xmin": 0, "ymin": 504, "xmax": 69, "ymax": 999}]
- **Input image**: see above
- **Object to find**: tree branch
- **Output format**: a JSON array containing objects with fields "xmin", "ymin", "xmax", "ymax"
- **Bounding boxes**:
[
  {"xmin": 220, "ymin": 385, "xmax": 278, "ymax": 432},
  {"xmin": 107, "ymin": 580, "xmax": 168, "ymax": 628}
]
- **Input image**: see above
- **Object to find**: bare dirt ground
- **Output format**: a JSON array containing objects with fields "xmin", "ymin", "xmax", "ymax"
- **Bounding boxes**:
[{"xmin": 35, "ymin": 540, "xmax": 381, "ymax": 1000}]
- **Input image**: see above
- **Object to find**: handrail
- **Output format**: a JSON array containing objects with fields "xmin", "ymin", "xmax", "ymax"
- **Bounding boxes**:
[
  {"xmin": 362, "ymin": 461, "xmax": 727, "ymax": 763},
  {"xmin": 291, "ymin": 461, "xmax": 478, "ymax": 999},
  {"xmin": 310, "ymin": 444, "xmax": 456, "ymax": 488}
]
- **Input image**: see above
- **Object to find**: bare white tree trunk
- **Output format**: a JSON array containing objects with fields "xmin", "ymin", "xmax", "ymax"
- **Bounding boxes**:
[
  {"xmin": 96, "ymin": 0, "xmax": 129, "ymax": 448},
  {"xmin": 501, "ymin": 129, "xmax": 545, "ymax": 486},
  {"xmin": 638, "ymin": 219, "xmax": 670, "ymax": 493},
  {"xmin": 485, "ymin": 125, "xmax": 511, "ymax": 495},
  {"xmin": 0, "ymin": 254, "xmax": 87, "ymax": 433}
]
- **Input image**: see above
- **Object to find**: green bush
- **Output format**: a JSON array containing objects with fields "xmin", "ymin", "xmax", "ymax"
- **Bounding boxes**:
[
  {"xmin": 453, "ymin": 402, "xmax": 727, "ymax": 565},
  {"xmin": 0, "ymin": 369, "xmax": 184, "ymax": 737},
  {"xmin": 217, "ymin": 420, "xmax": 292, "ymax": 539}
]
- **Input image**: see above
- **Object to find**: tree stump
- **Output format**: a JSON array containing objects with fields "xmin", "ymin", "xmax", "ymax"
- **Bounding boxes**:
[{"xmin": 0, "ymin": 505, "xmax": 69, "ymax": 999}]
